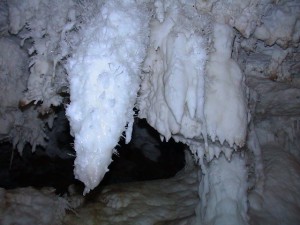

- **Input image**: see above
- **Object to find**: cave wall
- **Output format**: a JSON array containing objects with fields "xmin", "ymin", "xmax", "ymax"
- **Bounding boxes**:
[{"xmin": 0, "ymin": 0, "xmax": 299, "ymax": 224}]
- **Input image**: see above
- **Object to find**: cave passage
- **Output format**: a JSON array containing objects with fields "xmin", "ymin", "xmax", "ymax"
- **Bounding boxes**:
[{"xmin": 0, "ymin": 118, "xmax": 186, "ymax": 195}]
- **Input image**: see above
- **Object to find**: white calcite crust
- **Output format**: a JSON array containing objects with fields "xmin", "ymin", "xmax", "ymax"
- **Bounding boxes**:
[{"xmin": 66, "ymin": 0, "xmax": 151, "ymax": 194}]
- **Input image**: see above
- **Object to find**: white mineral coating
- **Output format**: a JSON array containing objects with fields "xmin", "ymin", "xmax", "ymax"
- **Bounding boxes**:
[
  {"xmin": 138, "ymin": 1, "xmax": 207, "ymax": 141},
  {"xmin": 205, "ymin": 23, "xmax": 248, "ymax": 148},
  {"xmin": 66, "ymin": 0, "xmax": 151, "ymax": 194},
  {"xmin": 197, "ymin": 151, "xmax": 248, "ymax": 225}
]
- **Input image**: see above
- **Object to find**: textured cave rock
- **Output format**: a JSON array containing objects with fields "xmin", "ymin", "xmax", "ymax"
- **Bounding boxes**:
[{"xmin": 0, "ymin": 0, "xmax": 299, "ymax": 225}]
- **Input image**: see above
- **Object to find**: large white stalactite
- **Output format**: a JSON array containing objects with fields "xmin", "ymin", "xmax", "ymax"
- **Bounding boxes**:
[
  {"xmin": 205, "ymin": 24, "xmax": 247, "ymax": 147},
  {"xmin": 66, "ymin": 0, "xmax": 151, "ymax": 194}
]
